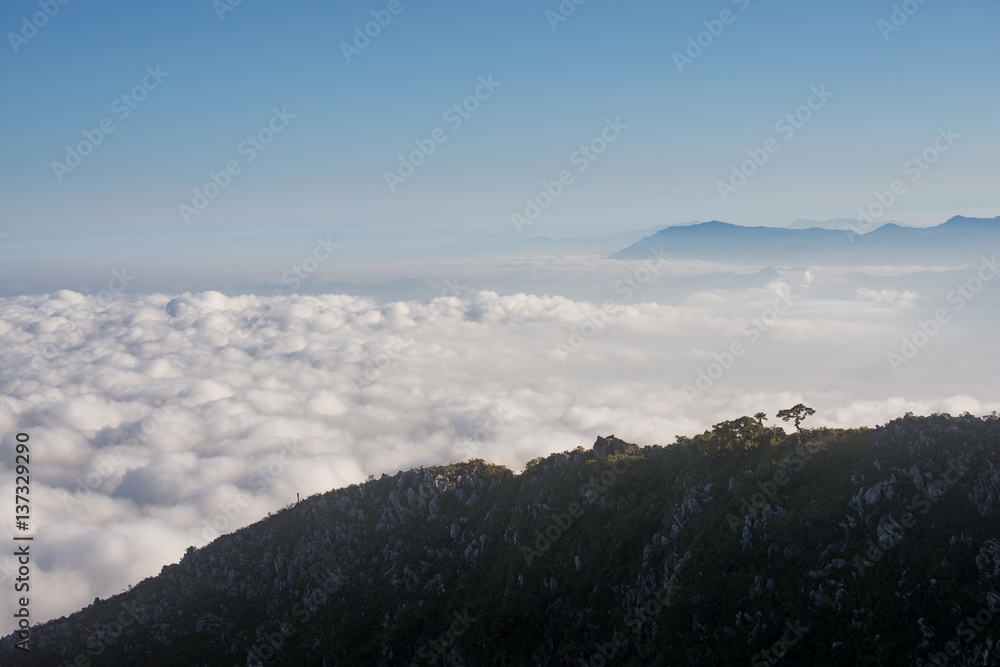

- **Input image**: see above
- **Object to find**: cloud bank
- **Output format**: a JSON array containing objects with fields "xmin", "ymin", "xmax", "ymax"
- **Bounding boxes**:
[{"xmin": 0, "ymin": 274, "xmax": 997, "ymax": 632}]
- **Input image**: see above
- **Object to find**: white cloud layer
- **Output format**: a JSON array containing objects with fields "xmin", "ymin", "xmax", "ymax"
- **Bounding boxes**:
[{"xmin": 0, "ymin": 270, "xmax": 997, "ymax": 632}]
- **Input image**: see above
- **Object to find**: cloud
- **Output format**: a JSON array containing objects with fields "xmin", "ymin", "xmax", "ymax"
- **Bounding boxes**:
[
  {"xmin": 0, "ymin": 274, "xmax": 997, "ymax": 632},
  {"xmin": 855, "ymin": 287, "xmax": 920, "ymax": 308}
]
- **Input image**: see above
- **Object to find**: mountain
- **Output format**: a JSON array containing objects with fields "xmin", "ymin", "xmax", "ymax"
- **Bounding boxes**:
[
  {"xmin": 5, "ymin": 411, "xmax": 1000, "ymax": 666},
  {"xmin": 786, "ymin": 218, "xmax": 909, "ymax": 231},
  {"xmin": 611, "ymin": 216, "xmax": 1000, "ymax": 265}
]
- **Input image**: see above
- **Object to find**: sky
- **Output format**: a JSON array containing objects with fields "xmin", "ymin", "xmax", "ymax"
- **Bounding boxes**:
[
  {"xmin": 1, "ymin": 0, "xmax": 1000, "ymax": 638},
  {"xmin": 2, "ymin": 0, "xmax": 999, "ymax": 269}
]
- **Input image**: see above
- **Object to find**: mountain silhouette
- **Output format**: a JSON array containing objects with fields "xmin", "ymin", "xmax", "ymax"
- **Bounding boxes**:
[{"xmin": 612, "ymin": 216, "xmax": 1000, "ymax": 265}]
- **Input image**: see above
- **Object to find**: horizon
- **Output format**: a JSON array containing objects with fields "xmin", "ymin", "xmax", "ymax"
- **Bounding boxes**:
[{"xmin": 3, "ymin": 213, "xmax": 996, "ymax": 297}]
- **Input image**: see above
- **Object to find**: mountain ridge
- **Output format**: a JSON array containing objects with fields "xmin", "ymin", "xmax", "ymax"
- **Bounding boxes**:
[
  {"xmin": 612, "ymin": 215, "xmax": 1000, "ymax": 266},
  {"xmin": 5, "ymin": 410, "xmax": 1000, "ymax": 665}
]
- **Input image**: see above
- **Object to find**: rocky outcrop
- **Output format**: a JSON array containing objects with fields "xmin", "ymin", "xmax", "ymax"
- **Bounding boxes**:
[{"xmin": 593, "ymin": 434, "xmax": 641, "ymax": 459}]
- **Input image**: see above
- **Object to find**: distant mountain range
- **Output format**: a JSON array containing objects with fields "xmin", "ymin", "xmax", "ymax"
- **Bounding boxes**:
[
  {"xmin": 6, "ymin": 412, "xmax": 1000, "ymax": 665},
  {"xmin": 612, "ymin": 216, "xmax": 1000, "ymax": 266},
  {"xmin": 223, "ymin": 216, "xmax": 999, "ymax": 303},
  {"xmin": 785, "ymin": 217, "xmax": 909, "ymax": 231}
]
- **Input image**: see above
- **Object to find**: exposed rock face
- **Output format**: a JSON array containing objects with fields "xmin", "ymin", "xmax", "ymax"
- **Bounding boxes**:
[
  {"xmin": 976, "ymin": 539, "xmax": 1000, "ymax": 581},
  {"xmin": 970, "ymin": 461, "xmax": 1000, "ymax": 516},
  {"xmin": 593, "ymin": 434, "xmax": 641, "ymax": 460}
]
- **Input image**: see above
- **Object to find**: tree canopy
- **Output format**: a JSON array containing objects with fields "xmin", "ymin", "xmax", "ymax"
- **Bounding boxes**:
[{"xmin": 776, "ymin": 404, "xmax": 815, "ymax": 444}]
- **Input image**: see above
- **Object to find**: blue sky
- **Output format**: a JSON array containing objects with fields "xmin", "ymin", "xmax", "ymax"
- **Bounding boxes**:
[{"xmin": 1, "ymin": 0, "xmax": 998, "ymax": 281}]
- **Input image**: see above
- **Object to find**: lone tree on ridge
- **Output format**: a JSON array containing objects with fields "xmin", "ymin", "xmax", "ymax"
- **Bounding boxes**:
[{"xmin": 776, "ymin": 404, "xmax": 815, "ymax": 445}]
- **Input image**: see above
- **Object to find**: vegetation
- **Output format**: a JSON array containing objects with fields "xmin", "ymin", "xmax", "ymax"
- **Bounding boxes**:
[
  {"xmin": 776, "ymin": 403, "xmax": 816, "ymax": 445},
  {"xmin": 5, "ymin": 410, "xmax": 1000, "ymax": 666}
]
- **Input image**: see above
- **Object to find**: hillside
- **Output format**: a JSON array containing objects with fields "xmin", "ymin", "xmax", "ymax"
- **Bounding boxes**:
[{"xmin": 5, "ymin": 411, "xmax": 1000, "ymax": 666}]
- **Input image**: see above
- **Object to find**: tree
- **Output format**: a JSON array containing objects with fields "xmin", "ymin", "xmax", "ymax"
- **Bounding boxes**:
[
  {"xmin": 754, "ymin": 412, "xmax": 768, "ymax": 426},
  {"xmin": 710, "ymin": 416, "xmax": 766, "ymax": 452},
  {"xmin": 776, "ymin": 404, "xmax": 815, "ymax": 445}
]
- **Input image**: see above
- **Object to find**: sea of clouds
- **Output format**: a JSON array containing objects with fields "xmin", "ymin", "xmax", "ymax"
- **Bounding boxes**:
[{"xmin": 0, "ymin": 263, "xmax": 998, "ymax": 632}]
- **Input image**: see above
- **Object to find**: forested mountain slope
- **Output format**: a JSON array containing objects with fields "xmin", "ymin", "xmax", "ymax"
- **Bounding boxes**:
[{"xmin": 6, "ymin": 411, "xmax": 1000, "ymax": 666}]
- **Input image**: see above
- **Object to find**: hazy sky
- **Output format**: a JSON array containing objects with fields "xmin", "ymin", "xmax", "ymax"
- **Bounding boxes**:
[{"xmin": 2, "ymin": 0, "xmax": 998, "ymax": 261}]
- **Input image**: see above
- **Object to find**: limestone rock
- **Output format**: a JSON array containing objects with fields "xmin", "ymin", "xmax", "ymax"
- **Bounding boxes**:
[{"xmin": 593, "ymin": 434, "xmax": 641, "ymax": 460}]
